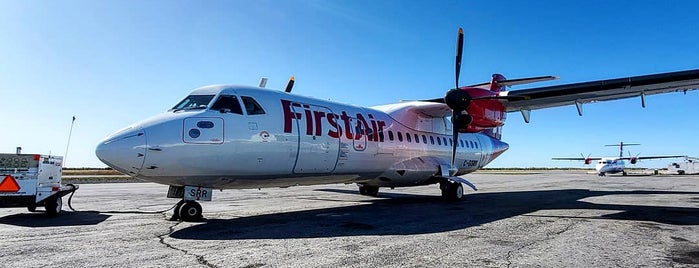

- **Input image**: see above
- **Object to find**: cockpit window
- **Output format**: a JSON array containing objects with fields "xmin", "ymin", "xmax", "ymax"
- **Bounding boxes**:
[
  {"xmin": 241, "ymin": 96, "xmax": 265, "ymax": 115},
  {"xmin": 210, "ymin": 95, "xmax": 243, "ymax": 114},
  {"xmin": 171, "ymin": 95, "xmax": 215, "ymax": 111}
]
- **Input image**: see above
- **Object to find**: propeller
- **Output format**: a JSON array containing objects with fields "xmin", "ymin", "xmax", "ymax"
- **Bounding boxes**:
[
  {"xmin": 446, "ymin": 28, "xmax": 468, "ymax": 170},
  {"xmin": 443, "ymin": 28, "xmax": 526, "ymax": 172},
  {"xmin": 628, "ymin": 151, "xmax": 640, "ymax": 164},
  {"xmin": 581, "ymin": 153, "xmax": 592, "ymax": 165}
]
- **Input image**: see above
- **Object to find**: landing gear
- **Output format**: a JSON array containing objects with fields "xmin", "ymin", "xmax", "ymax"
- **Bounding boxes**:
[
  {"xmin": 622, "ymin": 171, "xmax": 628, "ymax": 176},
  {"xmin": 171, "ymin": 200, "xmax": 203, "ymax": 222},
  {"xmin": 44, "ymin": 197, "xmax": 62, "ymax": 216},
  {"xmin": 358, "ymin": 185, "xmax": 379, "ymax": 196},
  {"xmin": 598, "ymin": 173, "xmax": 606, "ymax": 177},
  {"xmin": 440, "ymin": 181, "xmax": 464, "ymax": 201}
]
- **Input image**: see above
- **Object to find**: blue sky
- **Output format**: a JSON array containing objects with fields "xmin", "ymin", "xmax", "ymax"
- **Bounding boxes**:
[{"xmin": 1, "ymin": 0, "xmax": 698, "ymax": 168}]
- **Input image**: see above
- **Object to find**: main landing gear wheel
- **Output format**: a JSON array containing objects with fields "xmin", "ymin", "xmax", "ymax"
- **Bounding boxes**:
[
  {"xmin": 27, "ymin": 203, "xmax": 37, "ymax": 212},
  {"xmin": 178, "ymin": 201, "xmax": 203, "ymax": 222},
  {"xmin": 44, "ymin": 197, "xmax": 62, "ymax": 216},
  {"xmin": 622, "ymin": 171, "xmax": 628, "ymax": 176},
  {"xmin": 441, "ymin": 182, "xmax": 464, "ymax": 201},
  {"xmin": 358, "ymin": 185, "xmax": 379, "ymax": 197}
]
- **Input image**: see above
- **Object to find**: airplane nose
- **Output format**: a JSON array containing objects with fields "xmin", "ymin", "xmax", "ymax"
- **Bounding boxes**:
[{"xmin": 95, "ymin": 128, "xmax": 147, "ymax": 176}]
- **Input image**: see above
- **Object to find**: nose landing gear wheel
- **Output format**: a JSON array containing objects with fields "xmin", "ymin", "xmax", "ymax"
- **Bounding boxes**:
[{"xmin": 178, "ymin": 201, "xmax": 203, "ymax": 222}]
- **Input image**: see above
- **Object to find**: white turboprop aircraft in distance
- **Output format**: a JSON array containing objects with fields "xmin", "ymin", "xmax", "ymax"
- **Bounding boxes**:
[
  {"xmin": 553, "ymin": 142, "xmax": 685, "ymax": 176},
  {"xmin": 95, "ymin": 28, "xmax": 699, "ymax": 221}
]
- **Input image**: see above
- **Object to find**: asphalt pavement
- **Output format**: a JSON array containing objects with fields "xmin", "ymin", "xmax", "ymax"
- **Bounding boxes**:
[{"xmin": 1, "ymin": 171, "xmax": 697, "ymax": 267}]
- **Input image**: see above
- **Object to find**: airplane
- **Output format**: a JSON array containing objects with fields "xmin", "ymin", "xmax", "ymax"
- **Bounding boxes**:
[
  {"xmin": 553, "ymin": 142, "xmax": 685, "ymax": 176},
  {"xmin": 95, "ymin": 28, "xmax": 699, "ymax": 221}
]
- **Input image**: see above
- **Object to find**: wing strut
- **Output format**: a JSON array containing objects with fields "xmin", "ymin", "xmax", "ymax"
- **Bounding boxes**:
[
  {"xmin": 520, "ymin": 109, "xmax": 531, "ymax": 123},
  {"xmin": 575, "ymin": 100, "xmax": 583, "ymax": 116}
]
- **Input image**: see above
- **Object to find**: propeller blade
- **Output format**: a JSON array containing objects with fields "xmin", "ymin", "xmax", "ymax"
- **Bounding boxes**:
[
  {"xmin": 451, "ymin": 114, "xmax": 459, "ymax": 168},
  {"xmin": 455, "ymin": 28, "xmax": 464, "ymax": 91},
  {"xmin": 284, "ymin": 76, "xmax": 295, "ymax": 93},
  {"xmin": 448, "ymin": 28, "xmax": 465, "ymax": 171}
]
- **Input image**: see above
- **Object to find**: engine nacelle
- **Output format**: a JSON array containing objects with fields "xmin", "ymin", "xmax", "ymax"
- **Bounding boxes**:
[
  {"xmin": 453, "ymin": 88, "xmax": 506, "ymax": 133},
  {"xmin": 630, "ymin": 157, "xmax": 638, "ymax": 164},
  {"xmin": 584, "ymin": 158, "xmax": 592, "ymax": 165}
]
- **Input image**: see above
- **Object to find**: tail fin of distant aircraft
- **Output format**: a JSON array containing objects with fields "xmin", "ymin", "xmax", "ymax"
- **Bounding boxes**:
[{"xmin": 605, "ymin": 142, "xmax": 640, "ymax": 158}]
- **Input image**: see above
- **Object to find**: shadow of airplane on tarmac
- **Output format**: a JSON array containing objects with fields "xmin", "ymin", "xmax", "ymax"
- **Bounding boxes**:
[
  {"xmin": 0, "ymin": 211, "xmax": 111, "ymax": 227},
  {"xmin": 169, "ymin": 188, "xmax": 699, "ymax": 240}
]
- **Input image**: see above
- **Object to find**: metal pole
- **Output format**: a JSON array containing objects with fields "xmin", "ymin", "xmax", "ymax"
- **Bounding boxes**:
[{"xmin": 64, "ymin": 116, "xmax": 76, "ymax": 166}]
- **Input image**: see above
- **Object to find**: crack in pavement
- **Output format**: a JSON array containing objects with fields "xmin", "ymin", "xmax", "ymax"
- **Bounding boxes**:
[
  {"xmin": 505, "ymin": 213, "xmax": 581, "ymax": 268},
  {"xmin": 157, "ymin": 215, "xmax": 219, "ymax": 268}
]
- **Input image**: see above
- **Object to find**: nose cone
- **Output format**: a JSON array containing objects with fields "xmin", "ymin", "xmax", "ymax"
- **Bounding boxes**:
[{"xmin": 96, "ymin": 128, "xmax": 147, "ymax": 176}]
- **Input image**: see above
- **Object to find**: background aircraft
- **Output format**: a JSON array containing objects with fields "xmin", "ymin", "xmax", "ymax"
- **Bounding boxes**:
[
  {"xmin": 96, "ymin": 29, "xmax": 699, "ymax": 221},
  {"xmin": 553, "ymin": 142, "xmax": 685, "ymax": 176}
]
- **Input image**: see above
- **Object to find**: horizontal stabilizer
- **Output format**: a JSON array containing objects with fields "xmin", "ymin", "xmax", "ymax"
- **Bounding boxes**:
[
  {"xmin": 496, "ymin": 76, "xmax": 559, "ymax": 87},
  {"xmin": 468, "ymin": 75, "xmax": 558, "ymax": 89}
]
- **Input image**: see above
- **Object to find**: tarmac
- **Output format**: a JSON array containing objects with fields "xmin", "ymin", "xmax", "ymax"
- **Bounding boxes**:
[{"xmin": 1, "ymin": 171, "xmax": 698, "ymax": 267}]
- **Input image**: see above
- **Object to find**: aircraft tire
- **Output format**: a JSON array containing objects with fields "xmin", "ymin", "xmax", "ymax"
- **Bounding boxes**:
[
  {"xmin": 442, "ymin": 182, "xmax": 463, "ymax": 201},
  {"xmin": 365, "ymin": 186, "xmax": 379, "ymax": 196},
  {"xmin": 622, "ymin": 171, "xmax": 627, "ymax": 176},
  {"xmin": 171, "ymin": 200, "xmax": 185, "ymax": 221},
  {"xmin": 358, "ymin": 185, "xmax": 379, "ymax": 196},
  {"xmin": 678, "ymin": 170, "xmax": 685, "ymax": 175},
  {"xmin": 44, "ymin": 197, "xmax": 62, "ymax": 216},
  {"xmin": 179, "ymin": 201, "xmax": 203, "ymax": 222},
  {"xmin": 27, "ymin": 204, "xmax": 37, "ymax": 212}
]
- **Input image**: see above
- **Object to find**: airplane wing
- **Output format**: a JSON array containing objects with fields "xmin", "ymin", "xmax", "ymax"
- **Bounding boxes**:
[
  {"xmin": 503, "ymin": 69, "xmax": 699, "ymax": 113},
  {"xmin": 621, "ymin": 155, "xmax": 686, "ymax": 160},
  {"xmin": 552, "ymin": 157, "xmax": 603, "ymax": 161}
]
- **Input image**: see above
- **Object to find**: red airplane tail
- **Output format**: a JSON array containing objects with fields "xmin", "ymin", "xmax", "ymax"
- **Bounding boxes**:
[{"xmin": 489, "ymin": 74, "xmax": 507, "ymax": 92}]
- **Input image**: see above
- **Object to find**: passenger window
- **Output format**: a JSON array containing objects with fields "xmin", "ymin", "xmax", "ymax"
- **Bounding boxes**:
[
  {"xmin": 210, "ymin": 95, "xmax": 243, "ymax": 114},
  {"xmin": 388, "ymin": 131, "xmax": 394, "ymax": 141},
  {"xmin": 397, "ymin": 132, "xmax": 403, "ymax": 142},
  {"xmin": 460, "ymin": 140, "xmax": 464, "ymax": 147},
  {"xmin": 241, "ymin": 96, "xmax": 265, "ymax": 115},
  {"xmin": 379, "ymin": 131, "xmax": 385, "ymax": 142},
  {"xmin": 475, "ymin": 142, "xmax": 479, "ymax": 149},
  {"xmin": 469, "ymin": 141, "xmax": 474, "ymax": 148},
  {"xmin": 449, "ymin": 138, "xmax": 453, "ymax": 147},
  {"xmin": 437, "ymin": 137, "xmax": 441, "ymax": 145},
  {"xmin": 430, "ymin": 136, "xmax": 435, "ymax": 145},
  {"xmin": 422, "ymin": 135, "xmax": 427, "ymax": 144},
  {"xmin": 442, "ymin": 137, "xmax": 448, "ymax": 146},
  {"xmin": 406, "ymin": 133, "xmax": 412, "ymax": 142},
  {"xmin": 414, "ymin": 134, "xmax": 419, "ymax": 143}
]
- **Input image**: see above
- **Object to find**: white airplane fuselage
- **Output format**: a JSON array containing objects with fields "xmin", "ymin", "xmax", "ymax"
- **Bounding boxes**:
[
  {"xmin": 96, "ymin": 85, "xmax": 509, "ymax": 189},
  {"xmin": 595, "ymin": 158, "xmax": 626, "ymax": 175}
]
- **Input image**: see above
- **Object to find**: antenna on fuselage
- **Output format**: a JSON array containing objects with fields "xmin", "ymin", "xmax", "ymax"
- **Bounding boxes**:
[
  {"xmin": 258, "ymin": 77, "xmax": 268, "ymax": 88},
  {"xmin": 285, "ymin": 76, "xmax": 295, "ymax": 93}
]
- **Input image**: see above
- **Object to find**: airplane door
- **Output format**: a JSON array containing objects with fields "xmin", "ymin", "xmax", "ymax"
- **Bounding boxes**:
[{"xmin": 292, "ymin": 104, "xmax": 340, "ymax": 173}]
